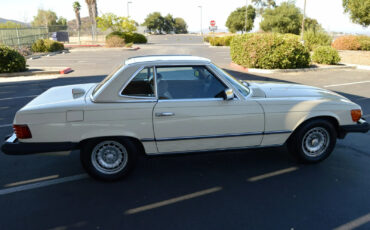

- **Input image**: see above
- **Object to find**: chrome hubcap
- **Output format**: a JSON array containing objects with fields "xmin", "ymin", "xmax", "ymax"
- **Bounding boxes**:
[
  {"xmin": 302, "ymin": 127, "xmax": 330, "ymax": 157},
  {"xmin": 91, "ymin": 141, "xmax": 128, "ymax": 174}
]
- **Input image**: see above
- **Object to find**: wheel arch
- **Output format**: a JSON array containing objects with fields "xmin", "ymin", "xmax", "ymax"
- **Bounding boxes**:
[
  {"xmin": 77, "ymin": 136, "xmax": 146, "ymax": 156},
  {"xmin": 287, "ymin": 115, "xmax": 340, "ymax": 143}
]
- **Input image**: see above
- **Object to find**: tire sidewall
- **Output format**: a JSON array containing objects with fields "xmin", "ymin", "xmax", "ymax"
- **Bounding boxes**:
[
  {"xmin": 291, "ymin": 119, "xmax": 337, "ymax": 163},
  {"xmin": 80, "ymin": 137, "xmax": 137, "ymax": 181}
]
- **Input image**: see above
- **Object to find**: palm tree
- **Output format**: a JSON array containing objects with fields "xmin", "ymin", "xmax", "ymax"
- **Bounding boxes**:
[
  {"xmin": 85, "ymin": 0, "xmax": 98, "ymax": 41},
  {"xmin": 73, "ymin": 1, "xmax": 81, "ymax": 43}
]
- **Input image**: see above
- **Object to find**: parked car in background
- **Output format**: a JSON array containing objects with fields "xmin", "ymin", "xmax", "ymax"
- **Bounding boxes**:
[{"xmin": 2, "ymin": 55, "xmax": 369, "ymax": 181}]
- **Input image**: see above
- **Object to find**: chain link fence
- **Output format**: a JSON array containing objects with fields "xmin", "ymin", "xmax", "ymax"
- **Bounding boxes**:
[
  {"xmin": 0, "ymin": 27, "xmax": 49, "ymax": 47},
  {"xmin": 0, "ymin": 25, "xmax": 109, "ymax": 47}
]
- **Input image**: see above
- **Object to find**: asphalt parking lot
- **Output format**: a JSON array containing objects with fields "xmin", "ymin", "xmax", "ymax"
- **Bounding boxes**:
[{"xmin": 0, "ymin": 35, "xmax": 370, "ymax": 230}]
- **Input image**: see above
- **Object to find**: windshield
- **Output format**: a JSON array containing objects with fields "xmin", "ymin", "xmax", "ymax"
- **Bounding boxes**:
[
  {"xmin": 92, "ymin": 64, "xmax": 124, "ymax": 96},
  {"xmin": 210, "ymin": 64, "xmax": 250, "ymax": 97}
]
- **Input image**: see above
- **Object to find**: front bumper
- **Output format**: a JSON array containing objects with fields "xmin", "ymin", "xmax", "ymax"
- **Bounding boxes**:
[
  {"xmin": 338, "ymin": 118, "xmax": 370, "ymax": 138},
  {"xmin": 1, "ymin": 133, "xmax": 77, "ymax": 155}
]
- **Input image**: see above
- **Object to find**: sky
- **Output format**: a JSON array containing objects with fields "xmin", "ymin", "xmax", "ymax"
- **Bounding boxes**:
[{"xmin": 0, "ymin": 0, "xmax": 369, "ymax": 34}]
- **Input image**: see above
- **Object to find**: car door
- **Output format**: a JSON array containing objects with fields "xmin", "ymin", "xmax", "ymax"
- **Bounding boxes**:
[{"xmin": 153, "ymin": 65, "xmax": 264, "ymax": 153}]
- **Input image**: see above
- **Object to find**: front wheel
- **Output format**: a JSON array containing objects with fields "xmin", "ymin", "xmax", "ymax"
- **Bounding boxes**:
[
  {"xmin": 80, "ymin": 138, "xmax": 137, "ymax": 181},
  {"xmin": 288, "ymin": 119, "xmax": 337, "ymax": 163}
]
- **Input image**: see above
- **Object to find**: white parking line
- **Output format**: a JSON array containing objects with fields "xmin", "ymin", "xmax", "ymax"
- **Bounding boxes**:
[
  {"xmin": 5, "ymin": 175, "xmax": 59, "ymax": 187},
  {"xmin": 0, "ymin": 124, "xmax": 12, "ymax": 128},
  {"xmin": 324, "ymin": 80, "xmax": 370, "ymax": 88},
  {"xmin": 333, "ymin": 213, "xmax": 370, "ymax": 230},
  {"xmin": 125, "ymin": 187, "xmax": 222, "ymax": 215},
  {"xmin": 0, "ymin": 95, "xmax": 38, "ymax": 101},
  {"xmin": 247, "ymin": 167, "xmax": 299, "ymax": 182},
  {"xmin": 0, "ymin": 174, "xmax": 88, "ymax": 196}
]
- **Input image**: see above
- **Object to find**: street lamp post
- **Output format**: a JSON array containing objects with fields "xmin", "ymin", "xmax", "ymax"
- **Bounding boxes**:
[
  {"xmin": 127, "ymin": 1, "xmax": 132, "ymax": 18},
  {"xmin": 198, "ymin": 5, "xmax": 203, "ymax": 35},
  {"xmin": 301, "ymin": 0, "xmax": 307, "ymax": 42}
]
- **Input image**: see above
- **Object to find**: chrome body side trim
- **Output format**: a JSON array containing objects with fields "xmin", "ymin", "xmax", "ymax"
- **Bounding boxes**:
[
  {"xmin": 146, "ymin": 144, "xmax": 284, "ymax": 156},
  {"xmin": 140, "ymin": 130, "xmax": 292, "ymax": 143}
]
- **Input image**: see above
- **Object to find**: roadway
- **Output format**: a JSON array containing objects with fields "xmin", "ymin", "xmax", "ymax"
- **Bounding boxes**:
[{"xmin": 0, "ymin": 34, "xmax": 369, "ymax": 230}]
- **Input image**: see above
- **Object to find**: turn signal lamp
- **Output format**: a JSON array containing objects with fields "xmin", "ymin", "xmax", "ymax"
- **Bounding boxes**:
[
  {"xmin": 351, "ymin": 109, "xmax": 362, "ymax": 122},
  {"xmin": 13, "ymin": 125, "xmax": 32, "ymax": 139}
]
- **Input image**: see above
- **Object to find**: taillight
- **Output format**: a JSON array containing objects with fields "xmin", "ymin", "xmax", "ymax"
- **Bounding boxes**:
[
  {"xmin": 13, "ymin": 125, "xmax": 32, "ymax": 139},
  {"xmin": 351, "ymin": 109, "xmax": 362, "ymax": 122}
]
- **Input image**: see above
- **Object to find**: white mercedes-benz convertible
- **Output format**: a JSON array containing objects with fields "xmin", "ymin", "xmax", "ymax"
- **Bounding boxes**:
[{"xmin": 2, "ymin": 55, "xmax": 369, "ymax": 180}]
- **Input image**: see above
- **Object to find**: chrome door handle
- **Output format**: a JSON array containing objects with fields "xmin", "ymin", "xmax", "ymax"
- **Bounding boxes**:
[{"xmin": 155, "ymin": 112, "xmax": 175, "ymax": 117}]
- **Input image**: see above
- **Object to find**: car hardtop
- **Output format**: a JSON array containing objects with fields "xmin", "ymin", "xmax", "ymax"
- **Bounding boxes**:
[{"xmin": 124, "ymin": 55, "xmax": 211, "ymax": 66}]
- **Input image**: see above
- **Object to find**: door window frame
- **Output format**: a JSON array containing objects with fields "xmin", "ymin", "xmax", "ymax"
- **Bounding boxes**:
[
  {"xmin": 119, "ymin": 65, "xmax": 157, "ymax": 100},
  {"xmin": 154, "ymin": 64, "xmax": 240, "ymax": 102}
]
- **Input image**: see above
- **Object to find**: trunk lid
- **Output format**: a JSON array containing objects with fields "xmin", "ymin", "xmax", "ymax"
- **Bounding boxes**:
[{"xmin": 20, "ymin": 83, "xmax": 96, "ymax": 113}]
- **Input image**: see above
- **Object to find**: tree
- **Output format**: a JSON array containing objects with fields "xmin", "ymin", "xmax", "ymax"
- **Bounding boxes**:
[
  {"xmin": 163, "ymin": 14, "xmax": 175, "ymax": 33},
  {"xmin": 226, "ymin": 5, "xmax": 256, "ymax": 33},
  {"xmin": 73, "ymin": 1, "xmax": 81, "ymax": 31},
  {"xmin": 0, "ymin": 21, "xmax": 24, "ymax": 28},
  {"xmin": 260, "ymin": 2, "xmax": 302, "ymax": 34},
  {"xmin": 31, "ymin": 9, "xmax": 58, "ymax": 27},
  {"xmin": 304, "ymin": 18, "xmax": 323, "ymax": 33},
  {"xmin": 85, "ymin": 0, "xmax": 98, "ymax": 37},
  {"xmin": 142, "ymin": 12, "xmax": 165, "ymax": 34},
  {"xmin": 252, "ymin": 0, "xmax": 276, "ymax": 14},
  {"xmin": 97, "ymin": 13, "xmax": 137, "ymax": 32},
  {"xmin": 57, "ymin": 17, "xmax": 67, "ymax": 26},
  {"xmin": 343, "ymin": 0, "xmax": 370, "ymax": 27},
  {"xmin": 173, "ymin": 17, "xmax": 188, "ymax": 34}
]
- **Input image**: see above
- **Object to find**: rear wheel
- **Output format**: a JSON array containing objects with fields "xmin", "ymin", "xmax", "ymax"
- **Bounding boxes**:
[
  {"xmin": 288, "ymin": 119, "xmax": 337, "ymax": 163},
  {"xmin": 80, "ymin": 138, "xmax": 137, "ymax": 181}
]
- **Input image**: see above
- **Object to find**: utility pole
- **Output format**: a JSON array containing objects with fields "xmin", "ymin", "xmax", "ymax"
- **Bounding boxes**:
[
  {"xmin": 244, "ymin": 0, "xmax": 248, "ymax": 33},
  {"xmin": 198, "ymin": 5, "xmax": 203, "ymax": 35},
  {"xmin": 127, "ymin": 1, "xmax": 132, "ymax": 17},
  {"xmin": 301, "ymin": 0, "xmax": 307, "ymax": 42}
]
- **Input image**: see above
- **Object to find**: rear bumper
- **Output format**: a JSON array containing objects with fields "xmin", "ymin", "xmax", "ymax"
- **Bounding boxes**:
[
  {"xmin": 1, "ymin": 133, "xmax": 78, "ymax": 155},
  {"xmin": 338, "ymin": 118, "xmax": 370, "ymax": 138}
]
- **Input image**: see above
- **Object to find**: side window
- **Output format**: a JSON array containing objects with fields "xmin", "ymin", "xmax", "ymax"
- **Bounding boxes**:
[
  {"xmin": 122, "ymin": 67, "xmax": 154, "ymax": 97},
  {"xmin": 156, "ymin": 66, "xmax": 227, "ymax": 99}
]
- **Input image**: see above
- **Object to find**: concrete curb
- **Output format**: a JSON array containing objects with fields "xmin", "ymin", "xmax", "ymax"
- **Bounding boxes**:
[
  {"xmin": 26, "ymin": 50, "xmax": 69, "ymax": 60},
  {"xmin": 230, "ymin": 62, "xmax": 356, "ymax": 74},
  {"xmin": 341, "ymin": 63, "xmax": 370, "ymax": 71},
  {"xmin": 0, "ymin": 67, "xmax": 72, "ymax": 78}
]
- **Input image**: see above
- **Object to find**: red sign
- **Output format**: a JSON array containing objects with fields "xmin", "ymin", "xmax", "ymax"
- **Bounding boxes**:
[{"xmin": 210, "ymin": 20, "xmax": 216, "ymax": 26}]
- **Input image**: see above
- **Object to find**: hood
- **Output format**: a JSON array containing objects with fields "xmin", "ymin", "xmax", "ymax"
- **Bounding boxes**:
[
  {"xmin": 249, "ymin": 82, "xmax": 348, "ymax": 101},
  {"xmin": 19, "ymin": 83, "xmax": 96, "ymax": 114}
]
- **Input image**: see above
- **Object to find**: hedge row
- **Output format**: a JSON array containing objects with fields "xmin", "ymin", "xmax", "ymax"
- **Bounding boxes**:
[
  {"xmin": 205, "ymin": 36, "xmax": 234, "ymax": 46},
  {"xmin": 230, "ymin": 33, "xmax": 310, "ymax": 69},
  {"xmin": 31, "ymin": 39, "xmax": 64, "ymax": 52},
  {"xmin": 106, "ymin": 32, "xmax": 147, "ymax": 44},
  {"xmin": 332, "ymin": 35, "xmax": 370, "ymax": 51},
  {"xmin": 0, "ymin": 45, "xmax": 27, "ymax": 73},
  {"xmin": 312, "ymin": 46, "xmax": 341, "ymax": 65}
]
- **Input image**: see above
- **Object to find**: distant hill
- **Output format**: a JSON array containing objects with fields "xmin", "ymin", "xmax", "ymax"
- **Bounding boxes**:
[{"xmin": 0, "ymin": 18, "xmax": 30, "ymax": 26}]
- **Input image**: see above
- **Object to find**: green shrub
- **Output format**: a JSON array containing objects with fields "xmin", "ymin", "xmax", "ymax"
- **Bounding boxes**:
[
  {"xmin": 125, "ymin": 42, "xmax": 133, "ymax": 48},
  {"xmin": 332, "ymin": 35, "xmax": 361, "ymax": 50},
  {"xmin": 106, "ymin": 32, "xmax": 147, "ymax": 44},
  {"xmin": 106, "ymin": 35, "xmax": 125, "ymax": 47},
  {"xmin": 131, "ymin": 33, "xmax": 147, "ymax": 43},
  {"xmin": 312, "ymin": 46, "xmax": 341, "ymax": 65},
  {"xmin": 0, "ymin": 45, "xmax": 27, "ymax": 73},
  {"xmin": 31, "ymin": 39, "xmax": 64, "ymax": 52},
  {"xmin": 209, "ymin": 36, "xmax": 234, "ymax": 46},
  {"xmin": 230, "ymin": 33, "xmax": 310, "ymax": 69},
  {"xmin": 357, "ymin": 36, "xmax": 370, "ymax": 51},
  {"xmin": 31, "ymin": 39, "xmax": 46, "ymax": 52},
  {"xmin": 203, "ymin": 36, "xmax": 211, "ymax": 43},
  {"xmin": 303, "ymin": 30, "xmax": 332, "ymax": 51}
]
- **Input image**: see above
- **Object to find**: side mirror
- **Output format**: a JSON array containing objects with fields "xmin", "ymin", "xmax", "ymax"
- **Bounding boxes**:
[{"xmin": 224, "ymin": 88, "xmax": 234, "ymax": 100}]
